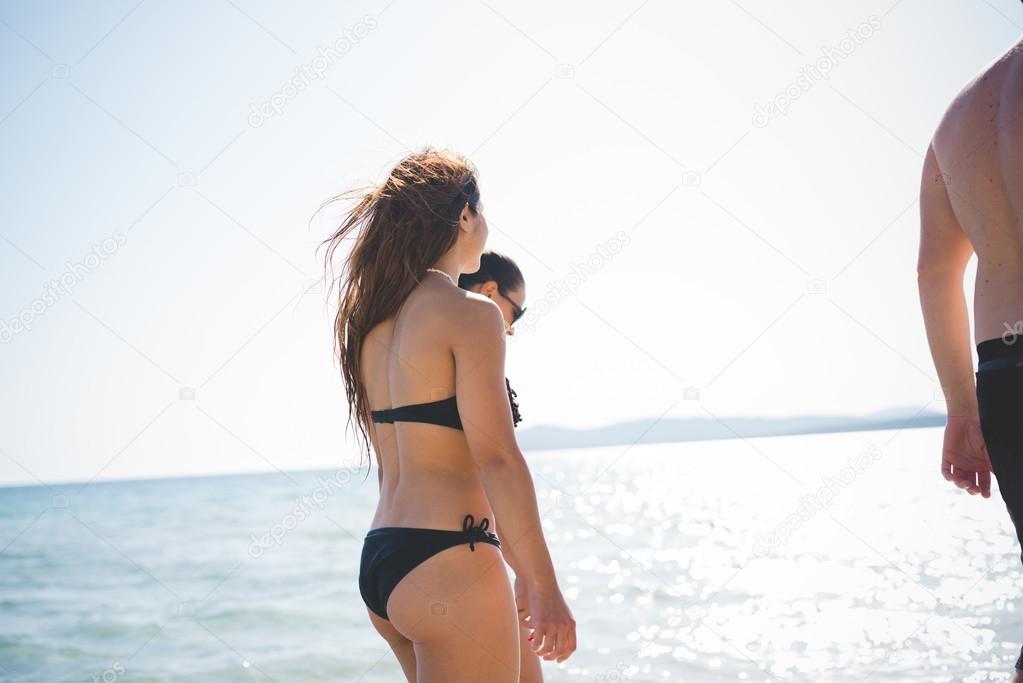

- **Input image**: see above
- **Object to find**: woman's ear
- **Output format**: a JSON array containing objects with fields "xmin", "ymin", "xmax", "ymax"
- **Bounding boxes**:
[{"xmin": 478, "ymin": 280, "xmax": 499, "ymax": 298}]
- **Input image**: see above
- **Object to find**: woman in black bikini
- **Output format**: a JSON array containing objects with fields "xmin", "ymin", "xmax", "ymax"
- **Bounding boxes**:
[{"xmin": 321, "ymin": 148, "xmax": 575, "ymax": 681}]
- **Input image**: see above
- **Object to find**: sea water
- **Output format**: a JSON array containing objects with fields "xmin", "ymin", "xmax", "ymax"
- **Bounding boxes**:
[{"xmin": 1, "ymin": 426, "xmax": 1021, "ymax": 682}]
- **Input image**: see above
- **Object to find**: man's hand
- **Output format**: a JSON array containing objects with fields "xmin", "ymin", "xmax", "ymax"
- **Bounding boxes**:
[{"xmin": 941, "ymin": 413, "xmax": 993, "ymax": 498}]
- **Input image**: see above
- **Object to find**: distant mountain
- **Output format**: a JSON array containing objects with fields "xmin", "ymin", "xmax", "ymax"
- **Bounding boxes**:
[{"xmin": 516, "ymin": 407, "xmax": 945, "ymax": 452}]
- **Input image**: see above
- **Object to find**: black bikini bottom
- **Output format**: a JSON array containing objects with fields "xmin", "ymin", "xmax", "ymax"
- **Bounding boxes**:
[{"xmin": 358, "ymin": 514, "xmax": 501, "ymax": 620}]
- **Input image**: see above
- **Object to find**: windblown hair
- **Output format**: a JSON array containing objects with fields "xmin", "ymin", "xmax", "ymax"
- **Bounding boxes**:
[
  {"xmin": 318, "ymin": 147, "xmax": 481, "ymax": 470},
  {"xmin": 457, "ymin": 249, "xmax": 524, "ymax": 295}
]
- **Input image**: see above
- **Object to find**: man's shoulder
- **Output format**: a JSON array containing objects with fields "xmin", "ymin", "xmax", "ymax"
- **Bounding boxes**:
[{"xmin": 932, "ymin": 40, "xmax": 1023, "ymax": 156}]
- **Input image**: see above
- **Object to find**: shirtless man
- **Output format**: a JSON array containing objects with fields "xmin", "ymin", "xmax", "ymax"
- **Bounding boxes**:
[{"xmin": 917, "ymin": 34, "xmax": 1023, "ymax": 678}]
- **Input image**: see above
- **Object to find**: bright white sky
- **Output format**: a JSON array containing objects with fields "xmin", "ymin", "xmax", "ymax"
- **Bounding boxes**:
[{"xmin": 1, "ymin": 0, "xmax": 1020, "ymax": 485}]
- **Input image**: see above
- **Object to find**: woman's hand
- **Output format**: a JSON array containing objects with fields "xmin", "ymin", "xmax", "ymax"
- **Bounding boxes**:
[
  {"xmin": 941, "ymin": 413, "xmax": 992, "ymax": 497},
  {"xmin": 514, "ymin": 574, "xmax": 532, "ymax": 626},
  {"xmin": 524, "ymin": 579, "xmax": 576, "ymax": 663}
]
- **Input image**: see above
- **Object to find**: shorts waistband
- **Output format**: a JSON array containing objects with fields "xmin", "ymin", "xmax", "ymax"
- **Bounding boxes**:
[{"xmin": 977, "ymin": 336, "xmax": 1023, "ymax": 370}]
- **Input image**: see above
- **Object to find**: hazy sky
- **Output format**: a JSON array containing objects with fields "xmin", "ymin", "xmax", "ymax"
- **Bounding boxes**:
[{"xmin": 2, "ymin": 0, "xmax": 1021, "ymax": 485}]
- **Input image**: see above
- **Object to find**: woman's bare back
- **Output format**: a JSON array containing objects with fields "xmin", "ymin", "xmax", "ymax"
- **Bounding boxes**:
[{"xmin": 361, "ymin": 277, "xmax": 495, "ymax": 531}]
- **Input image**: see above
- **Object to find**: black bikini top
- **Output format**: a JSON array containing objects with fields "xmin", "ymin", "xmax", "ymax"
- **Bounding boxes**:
[{"xmin": 371, "ymin": 378, "xmax": 522, "ymax": 431}]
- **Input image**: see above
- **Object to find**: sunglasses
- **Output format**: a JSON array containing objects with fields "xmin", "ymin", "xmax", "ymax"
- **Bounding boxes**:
[{"xmin": 498, "ymin": 289, "xmax": 527, "ymax": 326}]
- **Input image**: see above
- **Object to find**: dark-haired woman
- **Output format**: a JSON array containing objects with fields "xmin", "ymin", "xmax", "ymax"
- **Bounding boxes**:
[
  {"xmin": 321, "ymin": 148, "xmax": 575, "ymax": 682},
  {"xmin": 458, "ymin": 250, "xmax": 543, "ymax": 682},
  {"xmin": 458, "ymin": 250, "xmax": 528, "ymax": 338}
]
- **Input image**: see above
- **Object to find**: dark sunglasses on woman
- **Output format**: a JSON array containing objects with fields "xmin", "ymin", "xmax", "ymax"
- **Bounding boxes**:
[{"xmin": 498, "ymin": 288, "xmax": 527, "ymax": 325}]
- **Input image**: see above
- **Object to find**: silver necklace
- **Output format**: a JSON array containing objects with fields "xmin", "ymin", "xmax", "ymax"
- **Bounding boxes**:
[{"xmin": 424, "ymin": 268, "xmax": 455, "ymax": 285}]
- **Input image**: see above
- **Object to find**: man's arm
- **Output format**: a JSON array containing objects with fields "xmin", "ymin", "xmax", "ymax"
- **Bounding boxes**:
[
  {"xmin": 917, "ymin": 142, "xmax": 991, "ymax": 497},
  {"xmin": 917, "ymin": 143, "xmax": 976, "ymax": 415}
]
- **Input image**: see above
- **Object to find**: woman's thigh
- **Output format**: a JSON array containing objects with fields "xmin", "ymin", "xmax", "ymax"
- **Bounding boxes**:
[
  {"xmin": 387, "ymin": 543, "xmax": 519, "ymax": 682},
  {"xmin": 367, "ymin": 608, "xmax": 417, "ymax": 682},
  {"xmin": 517, "ymin": 620, "xmax": 544, "ymax": 682}
]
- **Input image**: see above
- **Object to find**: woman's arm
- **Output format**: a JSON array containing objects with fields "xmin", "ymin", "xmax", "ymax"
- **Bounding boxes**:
[
  {"xmin": 499, "ymin": 532, "xmax": 547, "ymax": 679},
  {"xmin": 451, "ymin": 297, "xmax": 576, "ymax": 662},
  {"xmin": 499, "ymin": 527, "xmax": 522, "ymax": 573}
]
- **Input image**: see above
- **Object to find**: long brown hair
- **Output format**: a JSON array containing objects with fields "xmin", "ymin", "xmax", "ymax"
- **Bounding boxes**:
[{"xmin": 318, "ymin": 147, "xmax": 481, "ymax": 469}]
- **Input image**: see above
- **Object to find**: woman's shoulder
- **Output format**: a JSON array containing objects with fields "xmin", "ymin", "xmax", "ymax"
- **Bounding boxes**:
[
  {"xmin": 449, "ymin": 291, "xmax": 505, "ymax": 337},
  {"xmin": 406, "ymin": 285, "xmax": 498, "ymax": 336}
]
